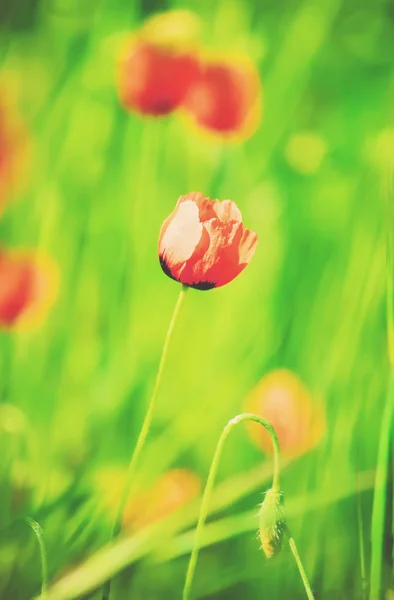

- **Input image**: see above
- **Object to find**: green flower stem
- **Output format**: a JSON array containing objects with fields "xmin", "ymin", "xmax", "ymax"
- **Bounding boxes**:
[
  {"xmin": 369, "ymin": 371, "xmax": 394, "ymax": 600},
  {"xmin": 387, "ymin": 253, "xmax": 394, "ymax": 366},
  {"xmin": 357, "ymin": 483, "xmax": 367, "ymax": 598},
  {"xmin": 288, "ymin": 535, "xmax": 315, "ymax": 600},
  {"xmin": 355, "ymin": 452, "xmax": 367, "ymax": 599},
  {"xmin": 102, "ymin": 285, "xmax": 188, "ymax": 600},
  {"xmin": 182, "ymin": 413, "xmax": 280, "ymax": 600},
  {"xmin": 26, "ymin": 517, "xmax": 48, "ymax": 598}
]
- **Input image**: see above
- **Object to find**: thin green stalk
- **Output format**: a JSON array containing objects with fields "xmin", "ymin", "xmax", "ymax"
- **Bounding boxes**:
[
  {"xmin": 369, "ymin": 371, "xmax": 394, "ymax": 600},
  {"xmin": 102, "ymin": 285, "xmax": 188, "ymax": 600},
  {"xmin": 357, "ymin": 488, "xmax": 367, "ymax": 599},
  {"xmin": 26, "ymin": 517, "xmax": 48, "ymax": 598},
  {"xmin": 387, "ymin": 255, "xmax": 394, "ymax": 366},
  {"xmin": 209, "ymin": 143, "xmax": 227, "ymax": 199},
  {"xmin": 356, "ymin": 453, "xmax": 367, "ymax": 599},
  {"xmin": 288, "ymin": 536, "xmax": 315, "ymax": 600},
  {"xmin": 182, "ymin": 413, "xmax": 280, "ymax": 600},
  {"xmin": 132, "ymin": 119, "xmax": 161, "ymax": 267},
  {"xmin": 386, "ymin": 167, "xmax": 394, "ymax": 366}
]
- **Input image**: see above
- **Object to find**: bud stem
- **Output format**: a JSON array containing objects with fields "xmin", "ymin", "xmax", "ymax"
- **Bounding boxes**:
[
  {"xmin": 288, "ymin": 535, "xmax": 315, "ymax": 600},
  {"xmin": 26, "ymin": 517, "xmax": 48, "ymax": 598},
  {"xmin": 102, "ymin": 285, "xmax": 188, "ymax": 600},
  {"xmin": 182, "ymin": 412, "xmax": 280, "ymax": 600}
]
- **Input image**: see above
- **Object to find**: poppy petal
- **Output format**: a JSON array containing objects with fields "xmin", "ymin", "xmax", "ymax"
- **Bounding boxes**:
[
  {"xmin": 159, "ymin": 200, "xmax": 203, "ymax": 278},
  {"xmin": 158, "ymin": 212, "xmax": 175, "ymax": 249},
  {"xmin": 177, "ymin": 192, "xmax": 217, "ymax": 221},
  {"xmin": 184, "ymin": 220, "xmax": 244, "ymax": 288},
  {"xmin": 213, "ymin": 199, "xmax": 242, "ymax": 223},
  {"xmin": 238, "ymin": 228, "xmax": 258, "ymax": 265}
]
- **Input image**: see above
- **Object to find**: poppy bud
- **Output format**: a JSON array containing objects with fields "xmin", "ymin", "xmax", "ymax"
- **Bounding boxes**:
[
  {"xmin": 258, "ymin": 487, "xmax": 285, "ymax": 558},
  {"xmin": 118, "ymin": 11, "xmax": 201, "ymax": 116},
  {"xmin": 183, "ymin": 55, "xmax": 261, "ymax": 139},
  {"xmin": 0, "ymin": 249, "xmax": 58, "ymax": 329},
  {"xmin": 158, "ymin": 192, "xmax": 258, "ymax": 290}
]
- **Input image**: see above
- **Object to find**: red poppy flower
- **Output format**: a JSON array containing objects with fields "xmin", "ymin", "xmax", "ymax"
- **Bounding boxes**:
[
  {"xmin": 158, "ymin": 192, "xmax": 258, "ymax": 290},
  {"xmin": 183, "ymin": 55, "xmax": 261, "ymax": 139},
  {"xmin": 245, "ymin": 370, "xmax": 325, "ymax": 458},
  {"xmin": 0, "ymin": 120, "xmax": 12, "ymax": 204},
  {"xmin": 119, "ymin": 41, "xmax": 200, "ymax": 116},
  {"xmin": 118, "ymin": 11, "xmax": 201, "ymax": 116},
  {"xmin": 0, "ymin": 249, "xmax": 58, "ymax": 329}
]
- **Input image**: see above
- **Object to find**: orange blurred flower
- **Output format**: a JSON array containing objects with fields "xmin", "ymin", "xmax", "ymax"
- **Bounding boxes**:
[
  {"xmin": 244, "ymin": 370, "xmax": 325, "ymax": 458},
  {"xmin": 93, "ymin": 466, "xmax": 201, "ymax": 531},
  {"xmin": 0, "ymin": 248, "xmax": 58, "ymax": 329},
  {"xmin": 183, "ymin": 54, "xmax": 261, "ymax": 140},
  {"xmin": 158, "ymin": 192, "xmax": 258, "ymax": 290},
  {"xmin": 122, "ymin": 468, "xmax": 201, "ymax": 531},
  {"xmin": 118, "ymin": 11, "xmax": 201, "ymax": 116}
]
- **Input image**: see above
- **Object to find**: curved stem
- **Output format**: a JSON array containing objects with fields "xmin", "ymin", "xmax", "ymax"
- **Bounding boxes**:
[
  {"xmin": 102, "ymin": 285, "xmax": 188, "ymax": 600},
  {"xmin": 26, "ymin": 517, "xmax": 48, "ymax": 598},
  {"xmin": 288, "ymin": 535, "xmax": 315, "ymax": 600},
  {"xmin": 182, "ymin": 413, "xmax": 280, "ymax": 600}
]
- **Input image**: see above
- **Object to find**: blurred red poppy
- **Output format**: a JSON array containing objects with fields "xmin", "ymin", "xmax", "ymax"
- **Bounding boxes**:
[
  {"xmin": 158, "ymin": 192, "xmax": 258, "ymax": 290},
  {"xmin": 245, "ymin": 369, "xmax": 325, "ymax": 458},
  {"xmin": 118, "ymin": 11, "xmax": 201, "ymax": 116},
  {"xmin": 119, "ymin": 41, "xmax": 200, "ymax": 116},
  {"xmin": 0, "ymin": 249, "xmax": 58, "ymax": 329},
  {"xmin": 183, "ymin": 55, "xmax": 261, "ymax": 139},
  {"xmin": 0, "ymin": 104, "xmax": 27, "ymax": 212}
]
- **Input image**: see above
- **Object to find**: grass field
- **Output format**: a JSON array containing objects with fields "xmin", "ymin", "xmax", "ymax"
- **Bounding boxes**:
[{"xmin": 0, "ymin": 0, "xmax": 393, "ymax": 598}]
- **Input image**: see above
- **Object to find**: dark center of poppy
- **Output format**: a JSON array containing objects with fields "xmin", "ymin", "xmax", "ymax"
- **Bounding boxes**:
[
  {"xmin": 191, "ymin": 280, "xmax": 216, "ymax": 291},
  {"xmin": 159, "ymin": 255, "xmax": 216, "ymax": 290}
]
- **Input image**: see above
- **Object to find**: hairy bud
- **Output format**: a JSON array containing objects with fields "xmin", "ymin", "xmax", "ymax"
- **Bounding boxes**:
[{"xmin": 258, "ymin": 487, "xmax": 285, "ymax": 558}]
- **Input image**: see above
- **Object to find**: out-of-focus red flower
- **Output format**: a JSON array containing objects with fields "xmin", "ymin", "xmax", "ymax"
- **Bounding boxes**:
[
  {"xmin": 158, "ymin": 192, "xmax": 257, "ymax": 290},
  {"xmin": 118, "ymin": 10, "xmax": 201, "ymax": 116},
  {"xmin": 183, "ymin": 55, "xmax": 261, "ymax": 139},
  {"xmin": 245, "ymin": 369, "xmax": 325, "ymax": 458},
  {"xmin": 119, "ymin": 41, "xmax": 200, "ymax": 116},
  {"xmin": 122, "ymin": 468, "xmax": 201, "ymax": 531},
  {"xmin": 0, "ymin": 104, "xmax": 28, "ymax": 212},
  {"xmin": 0, "ymin": 249, "xmax": 58, "ymax": 329}
]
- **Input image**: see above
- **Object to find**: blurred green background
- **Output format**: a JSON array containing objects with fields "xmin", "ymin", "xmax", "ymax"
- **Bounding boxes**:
[{"xmin": 0, "ymin": 0, "xmax": 393, "ymax": 598}]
